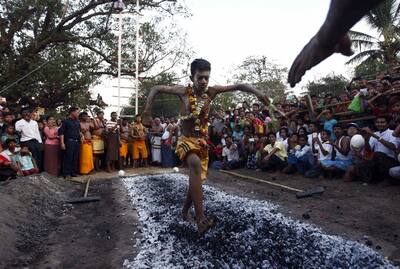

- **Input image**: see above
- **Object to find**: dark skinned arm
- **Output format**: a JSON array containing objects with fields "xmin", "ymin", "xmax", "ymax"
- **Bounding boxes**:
[
  {"xmin": 332, "ymin": 136, "xmax": 350, "ymax": 156},
  {"xmin": 288, "ymin": 0, "xmax": 384, "ymax": 87},
  {"xmin": 208, "ymin": 84, "xmax": 270, "ymax": 106},
  {"xmin": 142, "ymin": 85, "xmax": 186, "ymax": 123}
]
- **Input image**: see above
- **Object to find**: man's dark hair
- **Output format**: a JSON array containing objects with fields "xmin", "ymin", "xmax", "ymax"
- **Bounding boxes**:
[
  {"xmin": 375, "ymin": 115, "xmax": 389, "ymax": 122},
  {"xmin": 96, "ymin": 111, "xmax": 104, "ymax": 116},
  {"xmin": 321, "ymin": 129, "xmax": 331, "ymax": 136},
  {"xmin": 135, "ymin": 114, "xmax": 141, "ymax": 119},
  {"xmin": 5, "ymin": 138, "xmax": 16, "ymax": 145},
  {"xmin": 267, "ymin": 132, "xmax": 276, "ymax": 138},
  {"xmin": 110, "ymin": 111, "xmax": 117, "ymax": 116},
  {"xmin": 298, "ymin": 135, "xmax": 308, "ymax": 141},
  {"xmin": 69, "ymin": 107, "xmax": 79, "ymax": 113},
  {"xmin": 252, "ymin": 103, "xmax": 260, "ymax": 108},
  {"xmin": 190, "ymin": 58, "xmax": 211, "ymax": 77},
  {"xmin": 79, "ymin": 112, "xmax": 88, "ymax": 118}
]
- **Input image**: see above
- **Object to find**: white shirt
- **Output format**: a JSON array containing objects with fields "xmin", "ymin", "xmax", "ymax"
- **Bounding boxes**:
[
  {"xmin": 369, "ymin": 129, "xmax": 399, "ymax": 159},
  {"xmin": 314, "ymin": 142, "xmax": 333, "ymax": 161},
  {"xmin": 294, "ymin": 145, "xmax": 311, "ymax": 159},
  {"xmin": 222, "ymin": 144, "xmax": 239, "ymax": 162},
  {"xmin": 15, "ymin": 119, "xmax": 42, "ymax": 143}
]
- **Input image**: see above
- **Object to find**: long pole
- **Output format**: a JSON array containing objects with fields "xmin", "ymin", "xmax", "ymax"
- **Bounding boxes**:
[
  {"xmin": 117, "ymin": 11, "xmax": 123, "ymax": 115},
  {"xmin": 135, "ymin": 0, "xmax": 140, "ymax": 115}
]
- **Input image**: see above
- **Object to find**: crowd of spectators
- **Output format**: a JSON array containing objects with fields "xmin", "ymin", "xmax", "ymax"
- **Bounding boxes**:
[{"xmin": 0, "ymin": 75, "xmax": 399, "ymax": 183}]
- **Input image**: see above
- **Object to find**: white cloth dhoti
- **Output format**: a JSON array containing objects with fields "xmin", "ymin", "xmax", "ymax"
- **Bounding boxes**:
[{"xmin": 151, "ymin": 136, "xmax": 162, "ymax": 163}]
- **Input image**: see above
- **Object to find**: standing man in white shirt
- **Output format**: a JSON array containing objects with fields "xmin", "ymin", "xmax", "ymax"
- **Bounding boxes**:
[
  {"xmin": 363, "ymin": 116, "xmax": 399, "ymax": 182},
  {"xmin": 15, "ymin": 108, "xmax": 43, "ymax": 171}
]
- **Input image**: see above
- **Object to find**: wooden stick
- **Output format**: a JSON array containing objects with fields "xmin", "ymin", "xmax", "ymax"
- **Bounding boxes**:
[
  {"xmin": 84, "ymin": 177, "xmax": 91, "ymax": 198},
  {"xmin": 219, "ymin": 170, "xmax": 303, "ymax": 193}
]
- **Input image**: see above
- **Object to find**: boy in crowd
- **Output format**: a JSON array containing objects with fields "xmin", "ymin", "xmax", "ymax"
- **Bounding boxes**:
[
  {"xmin": 222, "ymin": 136, "xmax": 241, "ymax": 170},
  {"xmin": 306, "ymin": 130, "xmax": 333, "ymax": 178},
  {"xmin": 16, "ymin": 145, "xmax": 39, "ymax": 176},
  {"xmin": 317, "ymin": 108, "xmax": 337, "ymax": 141},
  {"xmin": 132, "ymin": 114, "xmax": 148, "ymax": 167}
]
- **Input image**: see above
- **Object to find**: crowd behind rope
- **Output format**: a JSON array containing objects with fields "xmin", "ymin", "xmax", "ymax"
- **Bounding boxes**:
[{"xmin": 0, "ymin": 75, "xmax": 400, "ymax": 182}]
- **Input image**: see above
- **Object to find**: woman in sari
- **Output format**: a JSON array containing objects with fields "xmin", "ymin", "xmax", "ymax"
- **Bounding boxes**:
[{"xmin": 79, "ymin": 112, "xmax": 94, "ymax": 174}]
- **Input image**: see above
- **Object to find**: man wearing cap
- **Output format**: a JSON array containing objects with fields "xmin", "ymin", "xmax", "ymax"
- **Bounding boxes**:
[
  {"xmin": 58, "ymin": 107, "xmax": 82, "ymax": 179},
  {"xmin": 15, "ymin": 108, "xmax": 43, "ymax": 170}
]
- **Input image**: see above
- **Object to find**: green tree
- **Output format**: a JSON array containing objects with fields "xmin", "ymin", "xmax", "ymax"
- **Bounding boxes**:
[
  {"xmin": 305, "ymin": 73, "xmax": 348, "ymax": 98},
  {"xmin": 124, "ymin": 72, "xmax": 182, "ymax": 118},
  {"xmin": 229, "ymin": 56, "xmax": 288, "ymax": 105},
  {"xmin": 0, "ymin": 0, "xmax": 190, "ymax": 112},
  {"xmin": 348, "ymin": 0, "xmax": 400, "ymax": 76}
]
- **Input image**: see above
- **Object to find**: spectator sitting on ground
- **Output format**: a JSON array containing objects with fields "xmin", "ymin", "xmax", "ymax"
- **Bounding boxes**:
[
  {"xmin": 0, "ymin": 139, "xmax": 18, "ymax": 180},
  {"xmin": 222, "ymin": 137, "xmax": 241, "ymax": 170},
  {"xmin": 321, "ymin": 124, "xmax": 352, "ymax": 177},
  {"xmin": 16, "ymin": 145, "xmax": 39, "ymax": 176},
  {"xmin": 306, "ymin": 130, "xmax": 333, "ymax": 178},
  {"xmin": 260, "ymin": 132, "xmax": 288, "ymax": 172},
  {"xmin": 362, "ymin": 116, "xmax": 400, "ymax": 182}
]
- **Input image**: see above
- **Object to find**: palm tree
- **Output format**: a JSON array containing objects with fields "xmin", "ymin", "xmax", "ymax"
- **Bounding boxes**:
[{"xmin": 348, "ymin": 0, "xmax": 400, "ymax": 75}]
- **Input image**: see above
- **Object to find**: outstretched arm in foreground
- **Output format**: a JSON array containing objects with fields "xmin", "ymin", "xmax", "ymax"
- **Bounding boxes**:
[
  {"xmin": 288, "ymin": 0, "xmax": 383, "ymax": 87},
  {"xmin": 142, "ymin": 85, "xmax": 186, "ymax": 124}
]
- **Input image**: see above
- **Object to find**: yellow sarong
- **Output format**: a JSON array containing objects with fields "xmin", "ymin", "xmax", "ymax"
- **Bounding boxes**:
[
  {"xmin": 92, "ymin": 135, "xmax": 104, "ymax": 155},
  {"xmin": 80, "ymin": 142, "xmax": 94, "ymax": 174},
  {"xmin": 175, "ymin": 136, "xmax": 209, "ymax": 181},
  {"xmin": 120, "ymin": 141, "xmax": 128, "ymax": 158}
]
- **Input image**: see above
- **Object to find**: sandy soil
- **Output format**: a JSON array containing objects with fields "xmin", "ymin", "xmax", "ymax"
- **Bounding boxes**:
[{"xmin": 0, "ymin": 167, "xmax": 399, "ymax": 267}]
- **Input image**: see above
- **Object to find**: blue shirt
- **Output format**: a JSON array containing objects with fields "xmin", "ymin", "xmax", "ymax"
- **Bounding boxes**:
[{"xmin": 323, "ymin": 119, "xmax": 337, "ymax": 141}]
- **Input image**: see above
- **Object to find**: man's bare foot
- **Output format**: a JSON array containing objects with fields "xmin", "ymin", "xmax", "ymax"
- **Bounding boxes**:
[
  {"xmin": 288, "ymin": 34, "xmax": 353, "ymax": 87},
  {"xmin": 197, "ymin": 216, "xmax": 215, "ymax": 236},
  {"xmin": 181, "ymin": 211, "xmax": 196, "ymax": 224}
]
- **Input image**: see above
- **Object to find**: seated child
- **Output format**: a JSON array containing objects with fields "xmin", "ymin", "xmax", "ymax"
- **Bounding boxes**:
[{"xmin": 16, "ymin": 145, "xmax": 39, "ymax": 176}]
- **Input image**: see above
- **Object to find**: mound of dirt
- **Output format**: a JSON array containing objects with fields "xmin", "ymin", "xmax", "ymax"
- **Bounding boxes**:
[{"xmin": 0, "ymin": 174, "xmax": 68, "ymax": 268}]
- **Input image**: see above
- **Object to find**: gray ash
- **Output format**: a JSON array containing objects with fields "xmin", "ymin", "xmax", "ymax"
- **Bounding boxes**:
[{"xmin": 123, "ymin": 174, "xmax": 396, "ymax": 269}]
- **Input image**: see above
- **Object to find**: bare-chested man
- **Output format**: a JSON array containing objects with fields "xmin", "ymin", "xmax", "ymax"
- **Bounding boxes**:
[
  {"xmin": 92, "ymin": 111, "xmax": 106, "ymax": 171},
  {"xmin": 288, "ymin": 0, "xmax": 384, "ymax": 87},
  {"xmin": 143, "ymin": 59, "xmax": 269, "ymax": 234}
]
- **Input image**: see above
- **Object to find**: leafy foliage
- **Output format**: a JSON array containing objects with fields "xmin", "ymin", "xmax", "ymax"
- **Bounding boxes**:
[
  {"xmin": 0, "ymin": 0, "xmax": 191, "ymax": 112},
  {"xmin": 305, "ymin": 74, "xmax": 348, "ymax": 98},
  {"xmin": 348, "ymin": 0, "xmax": 400, "ymax": 76},
  {"xmin": 229, "ymin": 56, "xmax": 288, "ymax": 105}
]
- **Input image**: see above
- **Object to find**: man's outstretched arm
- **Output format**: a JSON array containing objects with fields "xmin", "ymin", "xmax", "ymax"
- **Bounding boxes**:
[
  {"xmin": 142, "ymin": 85, "xmax": 186, "ymax": 122},
  {"xmin": 209, "ymin": 84, "xmax": 270, "ymax": 106},
  {"xmin": 288, "ymin": 0, "xmax": 383, "ymax": 87}
]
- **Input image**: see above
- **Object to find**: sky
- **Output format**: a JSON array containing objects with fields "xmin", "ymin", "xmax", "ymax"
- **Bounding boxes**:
[{"xmin": 94, "ymin": 0, "xmax": 373, "ymax": 116}]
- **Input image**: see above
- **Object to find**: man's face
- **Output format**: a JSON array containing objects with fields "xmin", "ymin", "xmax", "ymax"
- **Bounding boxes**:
[
  {"xmin": 191, "ymin": 70, "xmax": 210, "ymax": 92},
  {"xmin": 72, "ymin": 110, "xmax": 79, "ymax": 119},
  {"xmin": 8, "ymin": 141, "xmax": 16, "ymax": 151},
  {"xmin": 136, "ymin": 116, "xmax": 142, "ymax": 123},
  {"xmin": 98, "ymin": 113, "xmax": 104, "ymax": 119},
  {"xmin": 333, "ymin": 126, "xmax": 343, "ymax": 137},
  {"xmin": 6, "ymin": 126, "xmax": 14, "ymax": 134},
  {"xmin": 4, "ymin": 115, "xmax": 13, "ymax": 123},
  {"xmin": 268, "ymin": 135, "xmax": 276, "ymax": 144},
  {"xmin": 154, "ymin": 118, "xmax": 161, "ymax": 125},
  {"xmin": 252, "ymin": 105, "xmax": 259, "ymax": 113},
  {"xmin": 22, "ymin": 111, "xmax": 30, "ymax": 120},
  {"xmin": 299, "ymin": 137, "xmax": 307, "ymax": 146},
  {"xmin": 391, "ymin": 101, "xmax": 400, "ymax": 113},
  {"xmin": 321, "ymin": 131, "xmax": 329, "ymax": 141},
  {"xmin": 111, "ymin": 113, "xmax": 117, "ymax": 120},
  {"xmin": 375, "ymin": 118, "xmax": 388, "ymax": 131},
  {"xmin": 325, "ymin": 111, "xmax": 333, "ymax": 120},
  {"xmin": 347, "ymin": 126, "xmax": 358, "ymax": 137}
]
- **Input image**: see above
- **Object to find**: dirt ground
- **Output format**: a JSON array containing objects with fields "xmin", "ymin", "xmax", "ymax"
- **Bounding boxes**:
[
  {"xmin": 0, "ymin": 173, "xmax": 140, "ymax": 269},
  {"xmin": 0, "ymin": 167, "xmax": 399, "ymax": 267}
]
